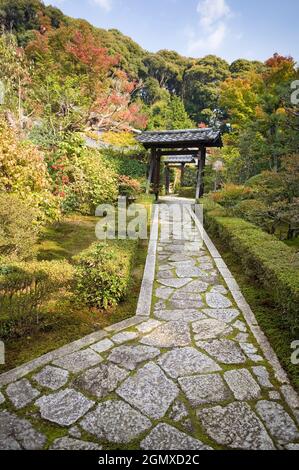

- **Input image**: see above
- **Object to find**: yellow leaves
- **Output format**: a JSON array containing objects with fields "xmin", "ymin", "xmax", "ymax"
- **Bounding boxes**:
[{"xmin": 276, "ymin": 107, "xmax": 286, "ymax": 116}]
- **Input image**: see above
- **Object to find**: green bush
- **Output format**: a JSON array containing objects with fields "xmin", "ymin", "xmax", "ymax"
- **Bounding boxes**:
[
  {"xmin": 0, "ymin": 193, "xmax": 40, "ymax": 261},
  {"xmin": 0, "ymin": 260, "xmax": 74, "ymax": 338},
  {"xmin": 212, "ymin": 183, "xmax": 252, "ymax": 208},
  {"xmin": 233, "ymin": 199, "xmax": 273, "ymax": 232},
  {"xmin": 203, "ymin": 199, "xmax": 299, "ymax": 335},
  {"xmin": 74, "ymin": 242, "xmax": 135, "ymax": 309},
  {"xmin": 62, "ymin": 151, "xmax": 118, "ymax": 214}
]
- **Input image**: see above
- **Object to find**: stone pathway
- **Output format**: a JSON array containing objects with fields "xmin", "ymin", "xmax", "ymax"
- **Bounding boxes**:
[{"xmin": 0, "ymin": 197, "xmax": 298, "ymax": 450}]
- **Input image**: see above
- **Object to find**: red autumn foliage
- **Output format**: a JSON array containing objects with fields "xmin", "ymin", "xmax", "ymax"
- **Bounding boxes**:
[{"xmin": 66, "ymin": 30, "xmax": 119, "ymax": 74}]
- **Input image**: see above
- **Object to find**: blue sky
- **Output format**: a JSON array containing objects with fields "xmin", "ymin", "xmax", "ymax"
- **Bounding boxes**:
[{"xmin": 45, "ymin": 0, "xmax": 299, "ymax": 63}]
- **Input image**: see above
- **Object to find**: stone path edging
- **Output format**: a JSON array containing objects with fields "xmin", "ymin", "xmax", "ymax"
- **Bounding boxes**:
[
  {"xmin": 188, "ymin": 205, "xmax": 297, "ymax": 419},
  {"xmin": 136, "ymin": 205, "xmax": 159, "ymax": 317}
]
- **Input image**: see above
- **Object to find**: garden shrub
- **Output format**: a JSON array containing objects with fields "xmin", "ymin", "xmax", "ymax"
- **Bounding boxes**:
[
  {"xmin": 74, "ymin": 242, "xmax": 135, "ymax": 309},
  {"xmin": 211, "ymin": 183, "xmax": 252, "ymax": 208},
  {"xmin": 203, "ymin": 198, "xmax": 299, "ymax": 335},
  {"xmin": 0, "ymin": 260, "xmax": 74, "ymax": 338},
  {"xmin": 62, "ymin": 150, "xmax": 118, "ymax": 214},
  {"xmin": 233, "ymin": 199, "xmax": 273, "ymax": 232},
  {"xmin": 0, "ymin": 193, "xmax": 41, "ymax": 261},
  {"xmin": 0, "ymin": 120, "xmax": 60, "ymax": 221},
  {"xmin": 118, "ymin": 175, "xmax": 141, "ymax": 198}
]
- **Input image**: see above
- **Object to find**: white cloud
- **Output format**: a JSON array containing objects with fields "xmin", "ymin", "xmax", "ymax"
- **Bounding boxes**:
[
  {"xmin": 187, "ymin": 0, "xmax": 232, "ymax": 54},
  {"xmin": 92, "ymin": 0, "xmax": 112, "ymax": 11},
  {"xmin": 197, "ymin": 0, "xmax": 231, "ymax": 28}
]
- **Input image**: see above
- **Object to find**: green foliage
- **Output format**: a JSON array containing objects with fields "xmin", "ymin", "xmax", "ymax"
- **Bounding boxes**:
[
  {"xmin": 0, "ymin": 194, "xmax": 40, "ymax": 261},
  {"xmin": 0, "ymin": 260, "xmax": 74, "ymax": 338},
  {"xmin": 118, "ymin": 175, "xmax": 141, "ymax": 198},
  {"xmin": 147, "ymin": 96, "xmax": 194, "ymax": 130},
  {"xmin": 0, "ymin": 119, "xmax": 60, "ymax": 221},
  {"xmin": 62, "ymin": 150, "xmax": 118, "ymax": 215},
  {"xmin": 74, "ymin": 242, "xmax": 135, "ymax": 309},
  {"xmin": 211, "ymin": 183, "xmax": 252, "ymax": 208},
  {"xmin": 203, "ymin": 200, "xmax": 299, "ymax": 336}
]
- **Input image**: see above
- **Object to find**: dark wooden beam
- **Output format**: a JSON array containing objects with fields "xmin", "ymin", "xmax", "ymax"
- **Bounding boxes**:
[
  {"xmin": 146, "ymin": 148, "xmax": 156, "ymax": 195},
  {"xmin": 143, "ymin": 140, "xmax": 222, "ymax": 150},
  {"xmin": 153, "ymin": 150, "xmax": 161, "ymax": 201},
  {"xmin": 199, "ymin": 147, "xmax": 206, "ymax": 198},
  {"xmin": 180, "ymin": 163, "xmax": 185, "ymax": 186},
  {"xmin": 165, "ymin": 165, "xmax": 170, "ymax": 195},
  {"xmin": 195, "ymin": 153, "xmax": 201, "ymax": 200},
  {"xmin": 160, "ymin": 149, "xmax": 200, "ymax": 157}
]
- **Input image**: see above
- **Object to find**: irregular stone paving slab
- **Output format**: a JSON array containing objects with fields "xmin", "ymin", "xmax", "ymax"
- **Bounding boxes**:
[
  {"xmin": 269, "ymin": 391, "xmax": 281, "ymax": 400},
  {"xmin": 240, "ymin": 342, "xmax": 258, "ymax": 356},
  {"xmin": 108, "ymin": 345, "xmax": 160, "ymax": 370},
  {"xmin": 0, "ymin": 410, "xmax": 46, "ymax": 450},
  {"xmin": 285, "ymin": 443, "xmax": 299, "ymax": 450},
  {"xmin": 36, "ymin": 388, "xmax": 94, "ymax": 426},
  {"xmin": 206, "ymin": 293, "xmax": 232, "ymax": 309},
  {"xmin": 233, "ymin": 320, "xmax": 247, "ymax": 332},
  {"xmin": 280, "ymin": 385, "xmax": 299, "ymax": 409},
  {"xmin": 73, "ymin": 363, "xmax": 129, "ymax": 399},
  {"xmin": 210, "ymin": 285, "xmax": 228, "ymax": 295},
  {"xmin": 158, "ymin": 264, "xmax": 173, "ymax": 271},
  {"xmin": 168, "ymin": 400, "xmax": 189, "ymax": 422},
  {"xmin": 169, "ymin": 260, "xmax": 196, "ymax": 268},
  {"xmin": 169, "ymin": 299, "xmax": 204, "ymax": 309},
  {"xmin": 33, "ymin": 366, "xmax": 69, "ymax": 391},
  {"xmin": 69, "ymin": 426, "xmax": 82, "ymax": 439},
  {"xmin": 197, "ymin": 339, "xmax": 246, "ymax": 364},
  {"xmin": 136, "ymin": 319, "xmax": 163, "ymax": 333},
  {"xmin": 90, "ymin": 338, "xmax": 114, "ymax": 354},
  {"xmin": 224, "ymin": 369, "xmax": 261, "ymax": 400},
  {"xmin": 199, "ymin": 263, "xmax": 214, "ymax": 271},
  {"xmin": 111, "ymin": 331, "xmax": 139, "ymax": 344},
  {"xmin": 172, "ymin": 291, "xmax": 203, "ymax": 301},
  {"xmin": 140, "ymin": 321, "xmax": 191, "ymax": 348},
  {"xmin": 155, "ymin": 309, "xmax": 206, "ymax": 323},
  {"xmin": 197, "ymin": 402, "xmax": 275, "ymax": 450},
  {"xmin": 80, "ymin": 400, "xmax": 151, "ymax": 443},
  {"xmin": 235, "ymin": 332, "xmax": 249, "ymax": 343},
  {"xmin": 53, "ymin": 349, "xmax": 102, "ymax": 373},
  {"xmin": 255, "ymin": 401, "xmax": 299, "ymax": 444},
  {"xmin": 157, "ymin": 278, "xmax": 192, "ymax": 288},
  {"xmin": 6, "ymin": 379, "xmax": 40, "ymax": 409},
  {"xmin": 158, "ymin": 347, "xmax": 221, "ymax": 379},
  {"xmin": 168, "ymin": 254, "xmax": 195, "ymax": 262},
  {"xmin": 155, "ymin": 287, "xmax": 174, "ymax": 300},
  {"xmin": 50, "ymin": 437, "xmax": 102, "ymax": 450},
  {"xmin": 141, "ymin": 424, "xmax": 212, "ymax": 450},
  {"xmin": 176, "ymin": 266, "xmax": 203, "ymax": 278},
  {"xmin": 179, "ymin": 374, "xmax": 231, "ymax": 406},
  {"xmin": 192, "ymin": 318, "xmax": 233, "ymax": 340},
  {"xmin": 117, "ymin": 363, "xmax": 179, "ymax": 419},
  {"xmin": 154, "ymin": 300, "xmax": 166, "ymax": 311},
  {"xmin": 157, "ymin": 270, "xmax": 176, "ymax": 279},
  {"xmin": 179, "ymin": 280, "xmax": 210, "ymax": 293},
  {"xmin": 248, "ymin": 354, "xmax": 264, "ymax": 363},
  {"xmin": 0, "ymin": 392, "xmax": 5, "ymax": 404},
  {"xmin": 203, "ymin": 308, "xmax": 240, "ymax": 323}
]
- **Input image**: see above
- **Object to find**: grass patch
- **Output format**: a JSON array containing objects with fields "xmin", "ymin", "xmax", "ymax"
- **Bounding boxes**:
[{"xmin": 0, "ymin": 204, "xmax": 150, "ymax": 373}]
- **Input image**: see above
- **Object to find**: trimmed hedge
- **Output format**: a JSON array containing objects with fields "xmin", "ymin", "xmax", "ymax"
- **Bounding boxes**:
[
  {"xmin": 0, "ymin": 261, "xmax": 74, "ymax": 337},
  {"xmin": 203, "ymin": 198, "xmax": 299, "ymax": 335},
  {"xmin": 74, "ymin": 241, "xmax": 136, "ymax": 309}
]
